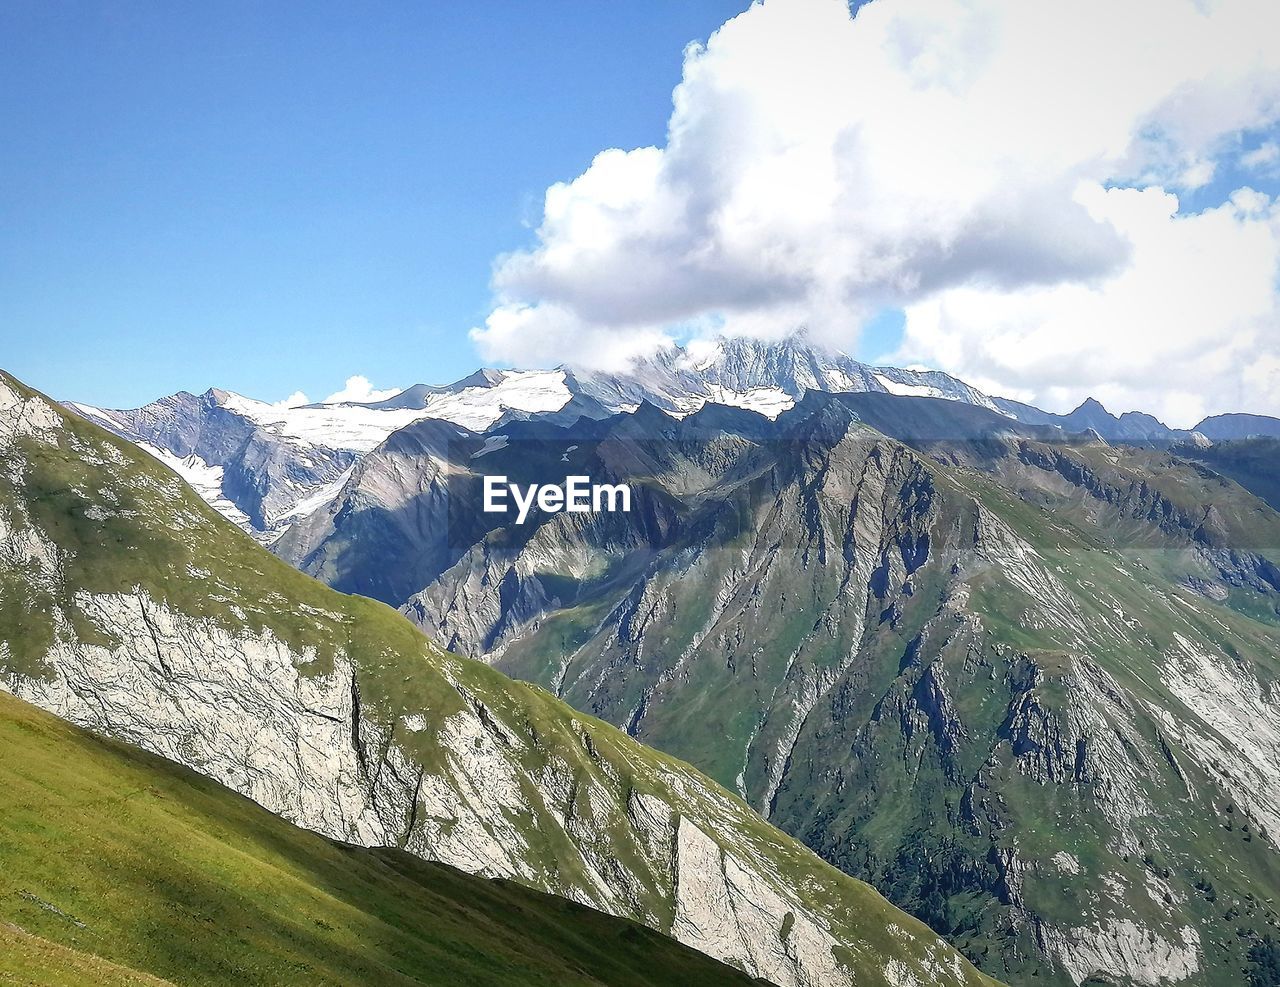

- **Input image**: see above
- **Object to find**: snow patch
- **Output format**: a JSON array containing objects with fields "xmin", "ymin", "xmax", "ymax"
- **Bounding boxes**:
[
  {"xmin": 216, "ymin": 369, "xmax": 573, "ymax": 450},
  {"xmin": 471, "ymin": 435, "xmax": 510, "ymax": 459},
  {"xmin": 668, "ymin": 386, "xmax": 795, "ymax": 420},
  {"xmin": 872, "ymin": 373, "xmax": 949, "ymax": 399},
  {"xmin": 136, "ymin": 443, "xmax": 253, "ymax": 529}
]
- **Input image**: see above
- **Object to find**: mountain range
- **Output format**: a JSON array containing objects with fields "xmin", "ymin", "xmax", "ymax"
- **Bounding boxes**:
[
  {"xmin": 261, "ymin": 384, "xmax": 1280, "ymax": 984},
  {"xmin": 25, "ymin": 334, "xmax": 1280, "ymax": 985},
  {"xmin": 68, "ymin": 335, "xmax": 1256, "ymax": 548},
  {"xmin": 0, "ymin": 369, "xmax": 994, "ymax": 986}
]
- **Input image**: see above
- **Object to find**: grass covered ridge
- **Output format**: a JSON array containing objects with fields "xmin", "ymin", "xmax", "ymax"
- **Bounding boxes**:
[{"xmin": 0, "ymin": 690, "xmax": 763, "ymax": 987}]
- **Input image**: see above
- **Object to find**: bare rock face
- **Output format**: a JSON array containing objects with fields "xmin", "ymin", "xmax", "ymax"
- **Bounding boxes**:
[
  {"xmin": 12, "ymin": 598, "xmax": 403, "ymax": 845},
  {"xmin": 1040, "ymin": 920, "xmax": 1202, "ymax": 987},
  {"xmin": 671, "ymin": 816, "xmax": 851, "ymax": 987},
  {"xmin": 0, "ymin": 372, "xmax": 994, "ymax": 987}
]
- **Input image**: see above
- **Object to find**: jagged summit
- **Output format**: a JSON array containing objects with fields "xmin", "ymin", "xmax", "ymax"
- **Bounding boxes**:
[
  {"xmin": 361, "ymin": 368, "xmax": 513, "ymax": 410},
  {"xmin": 997, "ymin": 392, "xmax": 1193, "ymax": 444}
]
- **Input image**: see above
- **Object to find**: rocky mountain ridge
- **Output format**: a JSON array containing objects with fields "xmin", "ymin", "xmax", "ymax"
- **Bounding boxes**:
[
  {"xmin": 68, "ymin": 334, "xmax": 1229, "ymax": 547},
  {"xmin": 269, "ymin": 387, "xmax": 1280, "ymax": 985},
  {"xmin": 0, "ymin": 369, "xmax": 996, "ymax": 987}
]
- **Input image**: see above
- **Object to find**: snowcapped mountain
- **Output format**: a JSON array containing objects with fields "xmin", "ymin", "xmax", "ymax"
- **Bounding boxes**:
[
  {"xmin": 560, "ymin": 333, "xmax": 1001, "ymax": 419},
  {"xmin": 326, "ymin": 367, "xmax": 605, "ymax": 430},
  {"xmin": 65, "ymin": 333, "xmax": 1197, "ymax": 545},
  {"xmin": 65, "ymin": 371, "xmax": 611, "ymax": 542}
]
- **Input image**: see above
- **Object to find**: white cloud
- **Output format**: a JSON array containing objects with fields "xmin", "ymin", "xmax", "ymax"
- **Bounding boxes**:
[
  {"xmin": 474, "ymin": 300, "xmax": 681, "ymax": 372},
  {"xmin": 1174, "ymin": 159, "xmax": 1216, "ymax": 191},
  {"xmin": 896, "ymin": 185, "xmax": 1280, "ymax": 426},
  {"xmin": 472, "ymin": 0, "xmax": 1280, "ymax": 422},
  {"xmin": 271, "ymin": 390, "xmax": 310, "ymax": 409},
  {"xmin": 1243, "ymin": 141, "xmax": 1280, "ymax": 174},
  {"xmin": 320, "ymin": 376, "xmax": 401, "ymax": 405}
]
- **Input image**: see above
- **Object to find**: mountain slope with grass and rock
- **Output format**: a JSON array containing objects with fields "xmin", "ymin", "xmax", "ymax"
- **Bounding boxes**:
[{"xmin": 0, "ymin": 368, "xmax": 996, "ymax": 987}]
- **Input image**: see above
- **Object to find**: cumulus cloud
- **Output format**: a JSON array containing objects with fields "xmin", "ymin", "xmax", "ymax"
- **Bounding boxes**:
[
  {"xmin": 320, "ymin": 376, "xmax": 401, "ymax": 405},
  {"xmin": 471, "ymin": 0, "xmax": 1280, "ymax": 423},
  {"xmin": 271, "ymin": 390, "xmax": 311, "ymax": 409},
  {"xmin": 896, "ymin": 186, "xmax": 1280, "ymax": 425},
  {"xmin": 1243, "ymin": 141, "xmax": 1280, "ymax": 175}
]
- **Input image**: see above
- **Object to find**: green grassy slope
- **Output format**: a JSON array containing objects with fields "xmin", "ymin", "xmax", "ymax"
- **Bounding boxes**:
[
  {"xmin": 0, "ymin": 923, "xmax": 175, "ymax": 987},
  {"xmin": 0, "ymin": 689, "xmax": 764, "ymax": 987}
]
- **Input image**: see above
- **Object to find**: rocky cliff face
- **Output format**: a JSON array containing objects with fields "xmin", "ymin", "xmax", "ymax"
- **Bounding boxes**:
[
  {"xmin": 280, "ymin": 391, "xmax": 1280, "ymax": 985},
  {"xmin": 0, "ymin": 371, "xmax": 996, "ymax": 987},
  {"xmin": 66, "ymin": 389, "xmax": 358, "ymax": 543}
]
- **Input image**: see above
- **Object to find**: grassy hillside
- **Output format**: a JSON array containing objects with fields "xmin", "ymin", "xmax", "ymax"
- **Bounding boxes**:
[{"xmin": 0, "ymin": 690, "xmax": 763, "ymax": 987}]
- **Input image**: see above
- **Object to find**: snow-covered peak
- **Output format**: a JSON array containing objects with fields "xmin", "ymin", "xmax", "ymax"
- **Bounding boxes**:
[
  {"xmin": 214, "ymin": 390, "xmax": 438, "ymax": 453},
  {"xmin": 668, "ymin": 385, "xmax": 796, "ymax": 420},
  {"xmin": 558, "ymin": 334, "xmax": 1005, "ymax": 420},
  {"xmin": 402, "ymin": 369, "xmax": 572, "ymax": 431},
  {"xmin": 213, "ymin": 369, "xmax": 574, "ymax": 451},
  {"xmin": 680, "ymin": 337, "xmax": 727, "ymax": 373}
]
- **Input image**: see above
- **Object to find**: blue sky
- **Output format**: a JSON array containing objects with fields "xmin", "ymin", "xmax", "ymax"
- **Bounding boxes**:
[
  {"xmin": 4, "ymin": 0, "xmax": 1279, "ymax": 425},
  {"xmin": 1, "ymin": 1, "xmax": 752, "ymax": 406}
]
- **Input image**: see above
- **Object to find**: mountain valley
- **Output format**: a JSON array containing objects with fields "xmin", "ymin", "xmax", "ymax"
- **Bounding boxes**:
[
  {"xmin": 0, "ymin": 368, "xmax": 996, "ymax": 987},
  {"xmin": 31, "ymin": 336, "xmax": 1280, "ymax": 985}
]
